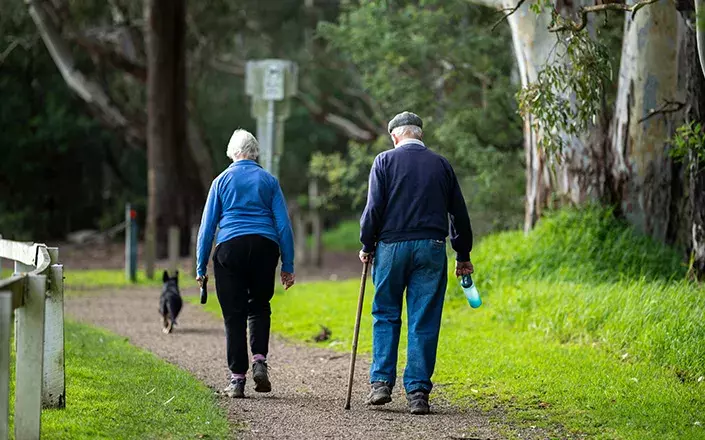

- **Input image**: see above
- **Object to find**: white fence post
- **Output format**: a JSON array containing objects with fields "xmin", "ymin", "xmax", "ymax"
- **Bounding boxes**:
[
  {"xmin": 0, "ymin": 292, "xmax": 11, "ymax": 440},
  {"xmin": 1, "ymin": 240, "xmax": 65, "ymax": 438},
  {"xmin": 14, "ymin": 274, "xmax": 46, "ymax": 440},
  {"xmin": 13, "ymin": 261, "xmax": 33, "ymax": 355},
  {"xmin": 43, "ymin": 247, "xmax": 64, "ymax": 408}
]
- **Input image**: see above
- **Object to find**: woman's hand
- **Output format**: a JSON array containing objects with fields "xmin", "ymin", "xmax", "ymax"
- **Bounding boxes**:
[
  {"xmin": 196, "ymin": 274, "xmax": 208, "ymax": 287},
  {"xmin": 281, "ymin": 271, "xmax": 295, "ymax": 290}
]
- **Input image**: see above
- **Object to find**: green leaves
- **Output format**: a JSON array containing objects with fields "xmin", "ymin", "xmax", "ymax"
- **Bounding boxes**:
[
  {"xmin": 517, "ymin": 29, "xmax": 613, "ymax": 156},
  {"xmin": 309, "ymin": 138, "xmax": 388, "ymax": 212},
  {"xmin": 669, "ymin": 121, "xmax": 705, "ymax": 168},
  {"xmin": 313, "ymin": 0, "xmax": 524, "ymax": 220}
]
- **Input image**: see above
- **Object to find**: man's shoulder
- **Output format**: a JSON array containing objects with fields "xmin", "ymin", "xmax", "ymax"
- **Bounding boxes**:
[
  {"xmin": 387, "ymin": 144, "xmax": 450, "ymax": 164},
  {"xmin": 420, "ymin": 146, "xmax": 453, "ymax": 168}
]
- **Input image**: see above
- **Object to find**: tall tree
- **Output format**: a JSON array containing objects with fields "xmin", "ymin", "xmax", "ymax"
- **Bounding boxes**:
[
  {"xmin": 314, "ymin": 0, "xmax": 526, "ymax": 231},
  {"xmin": 25, "ymin": 0, "xmax": 213, "ymax": 254},
  {"xmin": 144, "ymin": 0, "xmax": 192, "ymax": 272},
  {"xmin": 466, "ymin": 0, "xmax": 705, "ymax": 276}
]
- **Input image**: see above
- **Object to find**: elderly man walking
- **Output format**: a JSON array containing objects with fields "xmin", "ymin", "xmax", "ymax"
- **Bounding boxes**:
[{"xmin": 359, "ymin": 111, "xmax": 473, "ymax": 415}]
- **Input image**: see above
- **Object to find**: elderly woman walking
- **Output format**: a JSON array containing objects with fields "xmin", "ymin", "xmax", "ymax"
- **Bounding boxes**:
[{"xmin": 196, "ymin": 129, "xmax": 295, "ymax": 398}]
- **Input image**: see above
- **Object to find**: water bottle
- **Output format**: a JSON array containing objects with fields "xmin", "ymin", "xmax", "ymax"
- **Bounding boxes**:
[
  {"xmin": 460, "ymin": 274, "xmax": 482, "ymax": 308},
  {"xmin": 199, "ymin": 276, "xmax": 208, "ymax": 304}
]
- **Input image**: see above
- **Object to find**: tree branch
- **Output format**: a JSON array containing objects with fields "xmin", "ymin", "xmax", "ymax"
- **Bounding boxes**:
[
  {"xmin": 27, "ymin": 0, "xmax": 145, "ymax": 146},
  {"xmin": 70, "ymin": 34, "xmax": 147, "ymax": 81},
  {"xmin": 464, "ymin": 0, "xmax": 507, "ymax": 9},
  {"xmin": 209, "ymin": 57, "xmax": 245, "ymax": 75},
  {"xmin": 492, "ymin": 0, "xmax": 526, "ymax": 31},
  {"xmin": 0, "ymin": 36, "xmax": 38, "ymax": 66},
  {"xmin": 549, "ymin": 0, "xmax": 661, "ymax": 32},
  {"xmin": 343, "ymin": 87, "xmax": 386, "ymax": 126},
  {"xmin": 638, "ymin": 100, "xmax": 686, "ymax": 123},
  {"xmin": 209, "ymin": 58, "xmax": 380, "ymax": 141},
  {"xmin": 323, "ymin": 114, "xmax": 375, "ymax": 141}
]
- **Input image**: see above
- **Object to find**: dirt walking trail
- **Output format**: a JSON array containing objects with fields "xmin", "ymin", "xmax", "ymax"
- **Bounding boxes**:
[{"xmin": 67, "ymin": 287, "xmax": 551, "ymax": 440}]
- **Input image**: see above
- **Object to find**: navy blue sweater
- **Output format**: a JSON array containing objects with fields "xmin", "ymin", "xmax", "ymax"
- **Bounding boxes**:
[{"xmin": 360, "ymin": 140, "xmax": 473, "ymax": 262}]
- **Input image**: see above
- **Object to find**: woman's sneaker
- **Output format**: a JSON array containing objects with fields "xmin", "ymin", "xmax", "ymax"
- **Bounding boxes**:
[
  {"xmin": 224, "ymin": 378, "xmax": 246, "ymax": 398},
  {"xmin": 252, "ymin": 360, "xmax": 272, "ymax": 393},
  {"xmin": 366, "ymin": 381, "xmax": 392, "ymax": 405}
]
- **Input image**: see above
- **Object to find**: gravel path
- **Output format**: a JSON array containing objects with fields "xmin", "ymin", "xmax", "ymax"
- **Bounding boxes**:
[{"xmin": 67, "ymin": 287, "xmax": 551, "ymax": 440}]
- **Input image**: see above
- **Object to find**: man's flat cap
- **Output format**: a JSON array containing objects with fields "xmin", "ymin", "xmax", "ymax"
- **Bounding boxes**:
[{"xmin": 387, "ymin": 111, "xmax": 423, "ymax": 134}]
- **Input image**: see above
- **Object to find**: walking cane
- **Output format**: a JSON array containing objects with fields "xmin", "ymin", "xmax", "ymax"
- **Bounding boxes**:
[{"xmin": 344, "ymin": 261, "xmax": 370, "ymax": 410}]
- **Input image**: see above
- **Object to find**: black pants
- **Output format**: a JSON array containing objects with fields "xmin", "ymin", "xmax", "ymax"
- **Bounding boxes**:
[{"xmin": 213, "ymin": 234, "xmax": 280, "ymax": 374}]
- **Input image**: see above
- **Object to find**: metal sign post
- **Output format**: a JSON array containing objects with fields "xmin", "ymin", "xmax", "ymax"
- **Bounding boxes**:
[{"xmin": 245, "ymin": 59, "xmax": 298, "ymax": 178}]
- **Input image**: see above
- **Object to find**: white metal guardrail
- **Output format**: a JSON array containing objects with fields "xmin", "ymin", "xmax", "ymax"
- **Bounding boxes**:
[{"xmin": 0, "ymin": 236, "xmax": 65, "ymax": 440}]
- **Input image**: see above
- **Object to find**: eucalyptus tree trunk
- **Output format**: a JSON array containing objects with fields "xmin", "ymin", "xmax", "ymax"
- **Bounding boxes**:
[
  {"xmin": 609, "ymin": 0, "xmax": 686, "ymax": 242},
  {"xmin": 504, "ymin": 5, "xmax": 555, "ymax": 231},
  {"xmin": 469, "ymin": 0, "xmax": 705, "ymax": 276},
  {"xmin": 488, "ymin": 0, "xmax": 608, "ymax": 231},
  {"xmin": 681, "ymin": 8, "xmax": 705, "ymax": 279},
  {"xmin": 608, "ymin": 0, "xmax": 705, "ymax": 277}
]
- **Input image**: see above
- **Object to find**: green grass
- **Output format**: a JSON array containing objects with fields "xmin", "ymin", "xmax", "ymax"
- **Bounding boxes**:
[
  {"xmin": 314, "ymin": 219, "xmax": 361, "ymax": 252},
  {"xmin": 193, "ymin": 207, "xmax": 705, "ymax": 439},
  {"xmin": 9, "ymin": 321, "xmax": 231, "ymax": 440},
  {"xmin": 2, "ymin": 261, "xmax": 197, "ymax": 290},
  {"xmin": 2, "ymin": 267, "xmax": 197, "ymax": 291},
  {"xmin": 65, "ymin": 269, "xmax": 197, "ymax": 290}
]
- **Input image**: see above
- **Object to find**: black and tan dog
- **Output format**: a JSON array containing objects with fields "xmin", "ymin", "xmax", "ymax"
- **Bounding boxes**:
[{"xmin": 160, "ymin": 270, "xmax": 183, "ymax": 334}]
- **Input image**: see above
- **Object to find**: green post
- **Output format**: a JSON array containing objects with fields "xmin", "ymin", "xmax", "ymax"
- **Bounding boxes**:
[{"xmin": 125, "ymin": 204, "xmax": 137, "ymax": 282}]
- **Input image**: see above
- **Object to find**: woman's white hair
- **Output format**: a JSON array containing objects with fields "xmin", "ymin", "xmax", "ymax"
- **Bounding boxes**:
[
  {"xmin": 226, "ymin": 129, "xmax": 259, "ymax": 161},
  {"xmin": 391, "ymin": 125, "xmax": 423, "ymax": 139}
]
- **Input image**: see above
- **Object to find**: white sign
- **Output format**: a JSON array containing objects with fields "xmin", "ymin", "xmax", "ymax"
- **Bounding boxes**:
[{"xmin": 263, "ymin": 65, "xmax": 285, "ymax": 101}]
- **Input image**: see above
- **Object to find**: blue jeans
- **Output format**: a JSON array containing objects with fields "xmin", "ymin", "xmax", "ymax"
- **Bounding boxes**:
[{"xmin": 370, "ymin": 239, "xmax": 448, "ymax": 394}]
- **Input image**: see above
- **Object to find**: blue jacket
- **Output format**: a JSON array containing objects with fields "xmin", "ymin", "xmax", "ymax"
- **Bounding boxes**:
[
  {"xmin": 360, "ymin": 140, "xmax": 473, "ymax": 261},
  {"xmin": 196, "ymin": 160, "xmax": 295, "ymax": 276}
]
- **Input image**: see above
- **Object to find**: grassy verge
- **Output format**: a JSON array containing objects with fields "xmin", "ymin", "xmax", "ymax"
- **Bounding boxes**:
[
  {"xmin": 65, "ymin": 269, "xmax": 197, "ymax": 290},
  {"xmin": 192, "ymin": 207, "xmax": 704, "ymax": 439},
  {"xmin": 311, "ymin": 219, "xmax": 361, "ymax": 252},
  {"xmin": 2, "ymin": 267, "xmax": 197, "ymax": 291},
  {"xmin": 10, "ymin": 321, "xmax": 231, "ymax": 440}
]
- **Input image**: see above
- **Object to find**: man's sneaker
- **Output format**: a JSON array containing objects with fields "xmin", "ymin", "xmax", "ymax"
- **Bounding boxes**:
[
  {"xmin": 252, "ymin": 360, "xmax": 272, "ymax": 393},
  {"xmin": 366, "ymin": 381, "xmax": 392, "ymax": 405},
  {"xmin": 224, "ymin": 378, "xmax": 246, "ymax": 398},
  {"xmin": 407, "ymin": 390, "xmax": 430, "ymax": 415}
]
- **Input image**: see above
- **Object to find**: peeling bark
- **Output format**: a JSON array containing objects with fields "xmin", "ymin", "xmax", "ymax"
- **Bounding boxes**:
[
  {"xmin": 505, "ymin": 4, "xmax": 558, "ymax": 231},
  {"xmin": 505, "ymin": 0, "xmax": 607, "ymax": 232},
  {"xmin": 681, "ymin": 10, "xmax": 705, "ymax": 279},
  {"xmin": 473, "ymin": 0, "xmax": 704, "ymax": 275},
  {"xmin": 695, "ymin": 0, "xmax": 705, "ymax": 79},
  {"xmin": 691, "ymin": 163, "xmax": 705, "ymax": 279},
  {"xmin": 609, "ymin": 0, "xmax": 685, "ymax": 241}
]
